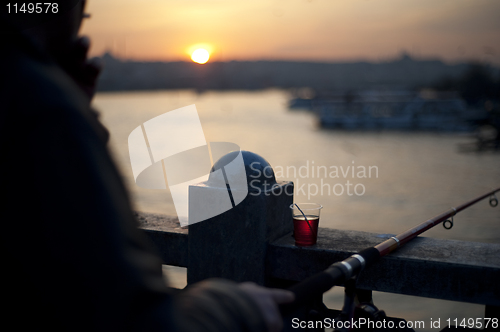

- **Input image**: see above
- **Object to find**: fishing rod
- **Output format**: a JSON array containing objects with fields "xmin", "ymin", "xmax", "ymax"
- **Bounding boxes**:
[{"xmin": 280, "ymin": 187, "xmax": 500, "ymax": 315}]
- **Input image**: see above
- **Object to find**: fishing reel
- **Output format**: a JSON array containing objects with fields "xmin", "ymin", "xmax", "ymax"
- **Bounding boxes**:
[{"xmin": 333, "ymin": 278, "xmax": 414, "ymax": 332}]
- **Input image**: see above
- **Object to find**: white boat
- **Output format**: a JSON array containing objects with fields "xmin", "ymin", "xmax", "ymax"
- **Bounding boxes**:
[{"xmin": 313, "ymin": 91, "xmax": 486, "ymax": 131}]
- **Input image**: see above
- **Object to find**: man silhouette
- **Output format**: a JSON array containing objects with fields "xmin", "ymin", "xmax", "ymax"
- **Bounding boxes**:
[{"xmin": 0, "ymin": 1, "xmax": 293, "ymax": 331}]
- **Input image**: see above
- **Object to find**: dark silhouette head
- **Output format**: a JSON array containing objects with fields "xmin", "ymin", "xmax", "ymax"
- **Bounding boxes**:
[{"xmin": 1, "ymin": 0, "xmax": 87, "ymax": 61}]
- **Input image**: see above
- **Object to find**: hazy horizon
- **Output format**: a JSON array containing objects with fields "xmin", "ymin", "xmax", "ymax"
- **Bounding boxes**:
[
  {"xmin": 98, "ymin": 49, "xmax": 499, "ymax": 67},
  {"xmin": 81, "ymin": 0, "xmax": 500, "ymax": 65}
]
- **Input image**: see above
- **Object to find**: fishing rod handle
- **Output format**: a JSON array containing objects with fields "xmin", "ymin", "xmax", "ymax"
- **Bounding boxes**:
[
  {"xmin": 279, "ymin": 247, "xmax": 380, "ymax": 316},
  {"xmin": 278, "ymin": 267, "xmax": 342, "ymax": 316}
]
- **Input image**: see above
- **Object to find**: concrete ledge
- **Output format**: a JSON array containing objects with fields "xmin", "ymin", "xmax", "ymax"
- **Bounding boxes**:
[
  {"xmin": 136, "ymin": 212, "xmax": 188, "ymax": 267},
  {"xmin": 136, "ymin": 211, "xmax": 500, "ymax": 306},
  {"xmin": 268, "ymin": 228, "xmax": 500, "ymax": 306}
]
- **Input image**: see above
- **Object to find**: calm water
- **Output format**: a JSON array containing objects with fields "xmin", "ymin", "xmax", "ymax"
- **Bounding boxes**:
[{"xmin": 93, "ymin": 89, "xmax": 500, "ymax": 331}]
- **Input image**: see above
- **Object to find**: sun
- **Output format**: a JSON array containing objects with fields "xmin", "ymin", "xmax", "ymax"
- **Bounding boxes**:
[{"xmin": 191, "ymin": 48, "xmax": 210, "ymax": 64}]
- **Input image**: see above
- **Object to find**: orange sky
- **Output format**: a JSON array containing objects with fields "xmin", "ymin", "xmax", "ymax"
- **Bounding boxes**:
[{"xmin": 80, "ymin": 0, "xmax": 500, "ymax": 64}]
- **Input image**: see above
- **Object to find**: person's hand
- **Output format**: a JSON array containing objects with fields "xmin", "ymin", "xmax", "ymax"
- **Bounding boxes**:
[
  {"xmin": 238, "ymin": 282, "xmax": 295, "ymax": 332},
  {"xmin": 59, "ymin": 35, "xmax": 102, "ymax": 102}
]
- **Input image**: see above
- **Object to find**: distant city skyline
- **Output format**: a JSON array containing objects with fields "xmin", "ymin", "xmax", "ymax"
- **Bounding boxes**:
[{"xmin": 81, "ymin": 0, "xmax": 500, "ymax": 65}]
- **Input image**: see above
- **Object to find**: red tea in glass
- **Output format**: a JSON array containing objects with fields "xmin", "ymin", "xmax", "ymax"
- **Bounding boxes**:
[
  {"xmin": 293, "ymin": 215, "xmax": 319, "ymax": 246},
  {"xmin": 290, "ymin": 203, "xmax": 322, "ymax": 247}
]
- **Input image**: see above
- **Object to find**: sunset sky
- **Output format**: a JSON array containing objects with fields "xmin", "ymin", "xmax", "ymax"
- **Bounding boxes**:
[{"xmin": 81, "ymin": 0, "xmax": 500, "ymax": 64}]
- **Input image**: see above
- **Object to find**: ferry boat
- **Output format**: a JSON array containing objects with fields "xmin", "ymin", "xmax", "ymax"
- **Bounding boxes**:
[{"xmin": 309, "ymin": 91, "xmax": 488, "ymax": 131}]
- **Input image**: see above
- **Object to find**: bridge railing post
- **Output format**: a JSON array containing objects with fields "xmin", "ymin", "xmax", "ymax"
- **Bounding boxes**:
[{"xmin": 187, "ymin": 151, "xmax": 294, "ymax": 286}]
